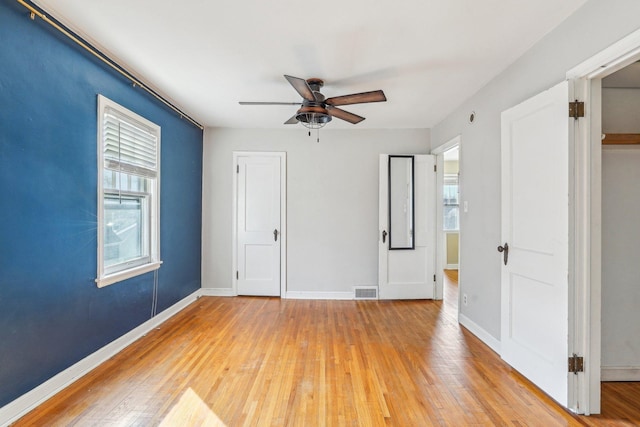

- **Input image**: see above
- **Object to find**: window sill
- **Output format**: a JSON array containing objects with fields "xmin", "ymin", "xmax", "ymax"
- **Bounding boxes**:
[{"xmin": 96, "ymin": 261, "xmax": 162, "ymax": 288}]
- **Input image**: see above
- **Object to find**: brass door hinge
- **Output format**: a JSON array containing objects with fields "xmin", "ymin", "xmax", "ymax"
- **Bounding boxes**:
[
  {"xmin": 568, "ymin": 354, "xmax": 584, "ymax": 374},
  {"xmin": 569, "ymin": 101, "xmax": 584, "ymax": 119}
]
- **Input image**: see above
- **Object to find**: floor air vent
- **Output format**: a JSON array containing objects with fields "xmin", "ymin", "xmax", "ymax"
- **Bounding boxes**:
[{"xmin": 354, "ymin": 286, "xmax": 378, "ymax": 300}]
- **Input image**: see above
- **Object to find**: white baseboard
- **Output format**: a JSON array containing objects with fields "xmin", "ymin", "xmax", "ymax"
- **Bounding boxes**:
[
  {"xmin": 285, "ymin": 291, "xmax": 354, "ymax": 300},
  {"xmin": 458, "ymin": 313, "xmax": 501, "ymax": 355},
  {"xmin": 201, "ymin": 288, "xmax": 359, "ymax": 300},
  {"xmin": 200, "ymin": 289, "xmax": 356, "ymax": 300},
  {"xmin": 0, "ymin": 290, "xmax": 202, "ymax": 427},
  {"xmin": 445, "ymin": 264, "xmax": 459, "ymax": 270},
  {"xmin": 601, "ymin": 366, "xmax": 640, "ymax": 381},
  {"xmin": 200, "ymin": 287, "xmax": 236, "ymax": 297}
]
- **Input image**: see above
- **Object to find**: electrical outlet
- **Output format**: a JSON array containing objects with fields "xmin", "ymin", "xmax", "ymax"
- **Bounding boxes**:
[{"xmin": 463, "ymin": 294, "xmax": 468, "ymax": 306}]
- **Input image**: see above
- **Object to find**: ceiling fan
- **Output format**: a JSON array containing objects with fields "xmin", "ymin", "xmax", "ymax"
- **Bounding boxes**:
[{"xmin": 239, "ymin": 75, "xmax": 387, "ymax": 128}]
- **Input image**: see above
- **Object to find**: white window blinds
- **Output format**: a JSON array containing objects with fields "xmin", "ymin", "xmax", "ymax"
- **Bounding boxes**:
[{"xmin": 103, "ymin": 106, "xmax": 158, "ymax": 178}]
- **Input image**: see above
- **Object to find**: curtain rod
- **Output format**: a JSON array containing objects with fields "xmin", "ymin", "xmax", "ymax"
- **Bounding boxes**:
[{"xmin": 16, "ymin": 0, "xmax": 204, "ymax": 130}]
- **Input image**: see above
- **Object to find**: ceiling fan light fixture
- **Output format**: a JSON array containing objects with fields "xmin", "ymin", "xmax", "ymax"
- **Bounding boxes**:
[{"xmin": 296, "ymin": 105, "xmax": 332, "ymax": 129}]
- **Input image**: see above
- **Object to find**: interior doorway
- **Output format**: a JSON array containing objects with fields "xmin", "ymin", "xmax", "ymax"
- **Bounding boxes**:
[{"xmin": 433, "ymin": 136, "xmax": 461, "ymax": 302}]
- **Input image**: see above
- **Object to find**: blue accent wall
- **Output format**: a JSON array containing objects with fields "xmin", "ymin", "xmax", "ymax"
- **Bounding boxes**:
[{"xmin": 0, "ymin": 0, "xmax": 203, "ymax": 407}]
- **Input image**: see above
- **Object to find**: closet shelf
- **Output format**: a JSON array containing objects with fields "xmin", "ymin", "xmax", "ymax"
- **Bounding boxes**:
[{"xmin": 602, "ymin": 133, "xmax": 640, "ymax": 145}]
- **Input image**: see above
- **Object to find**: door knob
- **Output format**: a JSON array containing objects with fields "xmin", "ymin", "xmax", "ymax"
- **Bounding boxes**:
[
  {"xmin": 497, "ymin": 243, "xmax": 509, "ymax": 265},
  {"xmin": 273, "ymin": 229, "xmax": 279, "ymax": 241},
  {"xmin": 382, "ymin": 230, "xmax": 387, "ymax": 243}
]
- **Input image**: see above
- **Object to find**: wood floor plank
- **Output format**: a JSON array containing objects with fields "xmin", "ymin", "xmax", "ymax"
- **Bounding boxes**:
[{"xmin": 13, "ymin": 275, "xmax": 640, "ymax": 426}]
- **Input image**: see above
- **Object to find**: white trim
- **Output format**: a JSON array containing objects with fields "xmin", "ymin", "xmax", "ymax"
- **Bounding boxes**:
[
  {"xmin": 445, "ymin": 264, "xmax": 459, "ymax": 270},
  {"xmin": 0, "ymin": 290, "xmax": 202, "ymax": 427},
  {"xmin": 280, "ymin": 154, "xmax": 287, "ymax": 298},
  {"xmin": 567, "ymin": 27, "xmax": 640, "ymax": 80},
  {"xmin": 285, "ymin": 291, "xmax": 354, "ymax": 300},
  {"xmin": 588, "ymin": 77, "xmax": 603, "ymax": 415},
  {"xmin": 458, "ymin": 313, "xmax": 501, "ymax": 355},
  {"xmin": 96, "ymin": 261, "xmax": 162, "ymax": 288},
  {"xmin": 232, "ymin": 152, "xmax": 287, "ymax": 298},
  {"xmin": 431, "ymin": 135, "xmax": 461, "ymax": 156},
  {"xmin": 434, "ymin": 154, "xmax": 445, "ymax": 300},
  {"xmin": 199, "ymin": 287, "xmax": 236, "ymax": 297},
  {"xmin": 601, "ymin": 367, "xmax": 640, "ymax": 382},
  {"xmin": 565, "ymin": 28, "xmax": 640, "ymax": 416},
  {"xmin": 569, "ymin": 64, "xmax": 593, "ymax": 418},
  {"xmin": 232, "ymin": 153, "xmax": 239, "ymax": 296}
]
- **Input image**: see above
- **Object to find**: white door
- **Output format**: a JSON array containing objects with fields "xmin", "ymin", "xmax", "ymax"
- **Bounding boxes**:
[
  {"xmin": 379, "ymin": 154, "xmax": 436, "ymax": 299},
  {"xmin": 236, "ymin": 154, "xmax": 282, "ymax": 296},
  {"xmin": 500, "ymin": 81, "xmax": 569, "ymax": 407}
]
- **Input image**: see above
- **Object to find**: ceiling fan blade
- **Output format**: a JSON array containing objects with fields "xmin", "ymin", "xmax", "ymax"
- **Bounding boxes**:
[
  {"xmin": 284, "ymin": 114, "xmax": 299, "ymax": 124},
  {"xmin": 239, "ymin": 101, "xmax": 300, "ymax": 105},
  {"xmin": 284, "ymin": 75, "xmax": 315, "ymax": 102},
  {"xmin": 326, "ymin": 106, "xmax": 365, "ymax": 124},
  {"xmin": 325, "ymin": 90, "xmax": 387, "ymax": 106}
]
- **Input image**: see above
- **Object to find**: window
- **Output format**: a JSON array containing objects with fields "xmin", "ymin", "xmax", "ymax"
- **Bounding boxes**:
[
  {"xmin": 443, "ymin": 173, "xmax": 459, "ymax": 231},
  {"xmin": 96, "ymin": 95, "xmax": 161, "ymax": 287}
]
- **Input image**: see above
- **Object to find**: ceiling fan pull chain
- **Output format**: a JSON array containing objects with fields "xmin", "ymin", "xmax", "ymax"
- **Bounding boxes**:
[{"xmin": 317, "ymin": 127, "xmax": 320, "ymax": 143}]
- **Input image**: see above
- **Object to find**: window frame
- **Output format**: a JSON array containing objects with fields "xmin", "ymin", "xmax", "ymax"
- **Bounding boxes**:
[{"xmin": 96, "ymin": 95, "xmax": 161, "ymax": 288}]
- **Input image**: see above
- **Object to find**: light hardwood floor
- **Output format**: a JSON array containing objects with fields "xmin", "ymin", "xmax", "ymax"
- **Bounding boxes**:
[{"xmin": 14, "ymin": 273, "xmax": 640, "ymax": 426}]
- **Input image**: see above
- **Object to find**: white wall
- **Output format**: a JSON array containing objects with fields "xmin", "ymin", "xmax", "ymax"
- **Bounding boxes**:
[
  {"xmin": 602, "ymin": 88, "xmax": 640, "ymax": 133},
  {"xmin": 430, "ymin": 0, "xmax": 640, "ymax": 341},
  {"xmin": 202, "ymin": 128, "xmax": 429, "ymax": 294},
  {"xmin": 601, "ymin": 147, "xmax": 640, "ymax": 372}
]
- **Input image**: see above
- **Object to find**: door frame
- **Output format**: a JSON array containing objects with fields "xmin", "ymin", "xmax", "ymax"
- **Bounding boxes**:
[
  {"xmin": 566, "ymin": 27, "xmax": 640, "ymax": 415},
  {"xmin": 432, "ymin": 135, "xmax": 461, "ymax": 301},
  {"xmin": 232, "ymin": 151, "xmax": 287, "ymax": 297}
]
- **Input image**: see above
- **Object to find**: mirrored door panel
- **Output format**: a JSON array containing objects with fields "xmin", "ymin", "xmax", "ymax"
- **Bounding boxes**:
[{"xmin": 388, "ymin": 155, "xmax": 414, "ymax": 249}]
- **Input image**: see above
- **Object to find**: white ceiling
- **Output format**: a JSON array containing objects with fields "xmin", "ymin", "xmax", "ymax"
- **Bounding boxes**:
[{"xmin": 33, "ymin": 0, "xmax": 586, "ymax": 129}]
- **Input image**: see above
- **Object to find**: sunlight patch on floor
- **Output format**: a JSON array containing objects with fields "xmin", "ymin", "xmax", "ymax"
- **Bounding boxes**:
[{"xmin": 160, "ymin": 388, "xmax": 226, "ymax": 426}]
